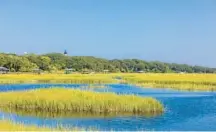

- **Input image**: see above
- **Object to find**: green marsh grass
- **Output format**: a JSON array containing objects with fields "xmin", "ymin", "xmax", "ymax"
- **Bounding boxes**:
[{"xmin": 0, "ymin": 88, "xmax": 164, "ymax": 114}]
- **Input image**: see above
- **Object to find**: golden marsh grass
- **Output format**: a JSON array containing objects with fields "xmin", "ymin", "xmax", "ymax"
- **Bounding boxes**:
[
  {"xmin": 122, "ymin": 73, "xmax": 216, "ymax": 91},
  {"xmin": 0, "ymin": 74, "xmax": 117, "ymax": 84},
  {"xmin": 0, "ymin": 88, "xmax": 164, "ymax": 114}
]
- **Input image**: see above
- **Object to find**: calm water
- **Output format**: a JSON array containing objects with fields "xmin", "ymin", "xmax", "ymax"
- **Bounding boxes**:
[{"xmin": 0, "ymin": 84, "xmax": 216, "ymax": 131}]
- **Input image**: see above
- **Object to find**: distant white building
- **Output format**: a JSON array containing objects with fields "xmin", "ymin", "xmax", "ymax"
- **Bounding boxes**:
[
  {"xmin": 0, "ymin": 67, "xmax": 9, "ymax": 74},
  {"xmin": 137, "ymin": 70, "xmax": 144, "ymax": 73},
  {"xmin": 103, "ymin": 69, "xmax": 109, "ymax": 74}
]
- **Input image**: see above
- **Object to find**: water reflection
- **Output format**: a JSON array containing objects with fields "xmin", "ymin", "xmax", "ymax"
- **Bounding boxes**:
[{"xmin": 0, "ymin": 108, "xmax": 163, "ymax": 119}]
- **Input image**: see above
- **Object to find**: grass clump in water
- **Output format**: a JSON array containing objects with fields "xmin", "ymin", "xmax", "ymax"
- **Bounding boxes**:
[{"xmin": 0, "ymin": 88, "xmax": 164, "ymax": 114}]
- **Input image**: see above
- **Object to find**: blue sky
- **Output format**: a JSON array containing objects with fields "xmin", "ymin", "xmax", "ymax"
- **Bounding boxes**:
[{"xmin": 0, "ymin": 0, "xmax": 216, "ymax": 67}]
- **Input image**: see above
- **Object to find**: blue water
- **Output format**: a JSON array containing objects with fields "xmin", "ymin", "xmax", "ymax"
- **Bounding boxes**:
[{"xmin": 0, "ymin": 84, "xmax": 216, "ymax": 131}]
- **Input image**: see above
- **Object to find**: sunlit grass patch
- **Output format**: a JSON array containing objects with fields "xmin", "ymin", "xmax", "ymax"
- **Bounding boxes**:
[
  {"xmin": 122, "ymin": 73, "xmax": 216, "ymax": 91},
  {"xmin": 0, "ymin": 88, "xmax": 164, "ymax": 114},
  {"xmin": 0, "ymin": 74, "xmax": 118, "ymax": 84}
]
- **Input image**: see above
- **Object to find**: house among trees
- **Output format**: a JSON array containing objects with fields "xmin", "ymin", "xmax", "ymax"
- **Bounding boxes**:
[
  {"xmin": 103, "ymin": 69, "xmax": 109, "ymax": 74},
  {"xmin": 0, "ymin": 67, "xmax": 9, "ymax": 74},
  {"xmin": 137, "ymin": 70, "xmax": 144, "ymax": 73},
  {"xmin": 65, "ymin": 68, "xmax": 75, "ymax": 74}
]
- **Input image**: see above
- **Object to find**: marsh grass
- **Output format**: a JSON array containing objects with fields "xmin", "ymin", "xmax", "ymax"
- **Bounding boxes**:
[
  {"xmin": 122, "ymin": 73, "xmax": 216, "ymax": 91},
  {"xmin": 0, "ymin": 88, "xmax": 164, "ymax": 114},
  {"xmin": 0, "ymin": 74, "xmax": 117, "ymax": 84}
]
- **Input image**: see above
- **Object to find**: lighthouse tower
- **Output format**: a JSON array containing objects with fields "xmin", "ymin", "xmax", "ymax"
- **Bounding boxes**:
[{"xmin": 64, "ymin": 50, "xmax": 68, "ymax": 56}]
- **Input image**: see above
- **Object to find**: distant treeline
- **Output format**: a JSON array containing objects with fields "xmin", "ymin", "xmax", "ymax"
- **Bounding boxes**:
[{"xmin": 0, "ymin": 52, "xmax": 215, "ymax": 73}]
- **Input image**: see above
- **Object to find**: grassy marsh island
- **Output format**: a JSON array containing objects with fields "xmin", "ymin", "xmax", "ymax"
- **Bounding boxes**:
[{"xmin": 0, "ymin": 88, "xmax": 164, "ymax": 114}]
